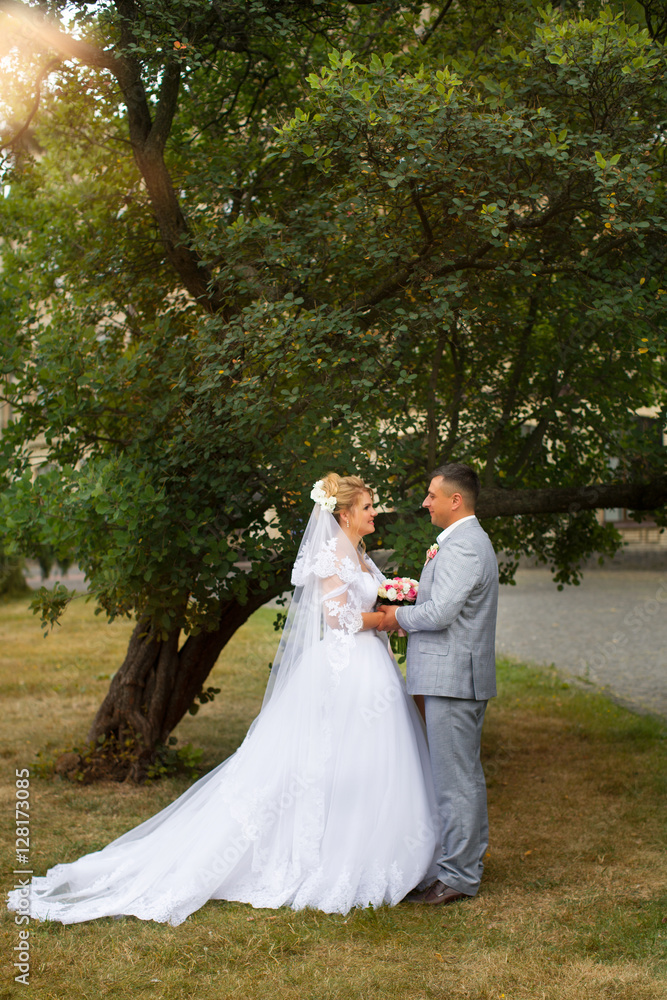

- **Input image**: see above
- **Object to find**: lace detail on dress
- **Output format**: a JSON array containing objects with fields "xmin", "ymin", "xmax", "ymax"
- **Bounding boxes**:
[
  {"xmin": 213, "ymin": 859, "xmax": 411, "ymax": 915},
  {"xmin": 291, "ymin": 536, "xmax": 357, "ymax": 588},
  {"xmin": 320, "ymin": 571, "xmax": 370, "ymax": 673},
  {"xmin": 322, "ymin": 629, "xmax": 355, "ymax": 674},
  {"xmin": 289, "ymin": 534, "xmax": 372, "ymax": 676},
  {"xmin": 324, "ymin": 598, "xmax": 363, "ymax": 636}
]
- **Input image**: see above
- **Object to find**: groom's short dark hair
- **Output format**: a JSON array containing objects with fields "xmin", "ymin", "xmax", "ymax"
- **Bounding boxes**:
[{"xmin": 430, "ymin": 463, "xmax": 481, "ymax": 509}]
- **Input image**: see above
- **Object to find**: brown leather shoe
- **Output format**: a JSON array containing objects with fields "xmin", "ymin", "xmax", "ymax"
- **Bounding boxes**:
[
  {"xmin": 402, "ymin": 884, "xmax": 433, "ymax": 903},
  {"xmin": 422, "ymin": 880, "xmax": 469, "ymax": 906}
]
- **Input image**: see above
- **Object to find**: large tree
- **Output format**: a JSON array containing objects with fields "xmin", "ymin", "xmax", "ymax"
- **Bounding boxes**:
[{"xmin": 0, "ymin": 0, "xmax": 665, "ymax": 778}]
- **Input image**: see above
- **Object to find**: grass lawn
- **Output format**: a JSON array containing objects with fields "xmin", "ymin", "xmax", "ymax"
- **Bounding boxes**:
[{"xmin": 1, "ymin": 596, "xmax": 666, "ymax": 1000}]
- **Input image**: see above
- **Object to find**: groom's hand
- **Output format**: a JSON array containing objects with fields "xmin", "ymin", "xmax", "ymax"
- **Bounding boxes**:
[{"xmin": 377, "ymin": 604, "xmax": 400, "ymax": 632}]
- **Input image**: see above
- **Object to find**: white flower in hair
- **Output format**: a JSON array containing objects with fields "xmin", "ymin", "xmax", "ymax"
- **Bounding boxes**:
[{"xmin": 310, "ymin": 480, "xmax": 337, "ymax": 512}]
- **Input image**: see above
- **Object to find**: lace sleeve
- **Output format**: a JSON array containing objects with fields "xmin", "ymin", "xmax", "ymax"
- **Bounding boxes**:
[
  {"xmin": 321, "ymin": 574, "xmax": 364, "ymax": 674},
  {"xmin": 287, "ymin": 530, "xmax": 365, "ymax": 677},
  {"xmin": 323, "ymin": 589, "xmax": 363, "ymax": 635},
  {"xmin": 292, "ymin": 537, "xmax": 357, "ymax": 588}
]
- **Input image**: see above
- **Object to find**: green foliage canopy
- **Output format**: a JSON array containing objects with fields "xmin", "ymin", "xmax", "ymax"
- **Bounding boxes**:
[{"xmin": 0, "ymin": 0, "xmax": 665, "ymax": 641}]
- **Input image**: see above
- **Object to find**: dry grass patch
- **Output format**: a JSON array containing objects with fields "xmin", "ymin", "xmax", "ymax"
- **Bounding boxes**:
[{"xmin": 1, "ymin": 598, "xmax": 665, "ymax": 1000}]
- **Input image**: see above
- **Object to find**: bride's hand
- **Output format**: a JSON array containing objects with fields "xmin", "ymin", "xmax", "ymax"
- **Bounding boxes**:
[
  {"xmin": 377, "ymin": 604, "xmax": 400, "ymax": 632},
  {"xmin": 361, "ymin": 611, "xmax": 385, "ymax": 631}
]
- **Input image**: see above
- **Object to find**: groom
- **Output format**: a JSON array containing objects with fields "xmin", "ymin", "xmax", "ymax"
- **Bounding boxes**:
[{"xmin": 378, "ymin": 463, "xmax": 498, "ymax": 905}]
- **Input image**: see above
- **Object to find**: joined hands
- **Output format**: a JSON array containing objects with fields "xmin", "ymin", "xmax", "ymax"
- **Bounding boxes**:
[{"xmin": 376, "ymin": 605, "xmax": 406, "ymax": 636}]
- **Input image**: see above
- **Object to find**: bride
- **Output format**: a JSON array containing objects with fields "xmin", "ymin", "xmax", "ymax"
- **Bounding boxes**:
[{"xmin": 7, "ymin": 473, "xmax": 439, "ymax": 925}]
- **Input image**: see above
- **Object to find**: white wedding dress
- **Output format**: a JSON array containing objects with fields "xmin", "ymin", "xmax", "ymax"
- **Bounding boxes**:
[{"xmin": 7, "ymin": 508, "xmax": 439, "ymax": 925}]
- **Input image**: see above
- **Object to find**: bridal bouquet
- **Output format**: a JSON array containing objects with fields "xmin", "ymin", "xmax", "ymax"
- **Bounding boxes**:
[
  {"xmin": 378, "ymin": 577, "xmax": 419, "ymax": 604},
  {"xmin": 378, "ymin": 576, "xmax": 419, "ymax": 663}
]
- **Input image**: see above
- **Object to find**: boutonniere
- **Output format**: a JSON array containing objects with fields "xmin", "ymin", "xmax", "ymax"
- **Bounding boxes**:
[{"xmin": 424, "ymin": 543, "xmax": 439, "ymax": 566}]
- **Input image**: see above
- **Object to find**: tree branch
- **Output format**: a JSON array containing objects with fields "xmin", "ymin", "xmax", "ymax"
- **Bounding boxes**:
[
  {"xmin": 409, "ymin": 179, "xmax": 434, "ymax": 244},
  {"xmin": 476, "ymin": 478, "xmax": 667, "ymax": 519},
  {"xmin": 149, "ymin": 56, "xmax": 182, "ymax": 154},
  {"xmin": 354, "ymin": 239, "xmax": 496, "ymax": 311},
  {"xmin": 636, "ymin": 0, "xmax": 667, "ymax": 44},
  {"xmin": 483, "ymin": 294, "xmax": 539, "ymax": 487},
  {"xmin": 426, "ymin": 326, "xmax": 449, "ymax": 470},
  {"xmin": 438, "ymin": 316, "xmax": 465, "ymax": 461},
  {"xmin": 417, "ymin": 0, "xmax": 455, "ymax": 46},
  {"xmin": 1, "ymin": 0, "xmax": 123, "ymax": 73},
  {"xmin": 0, "ymin": 57, "xmax": 60, "ymax": 152},
  {"xmin": 374, "ymin": 477, "xmax": 667, "ymax": 527},
  {"xmin": 2, "ymin": 0, "xmax": 226, "ymax": 314},
  {"xmin": 507, "ymin": 413, "xmax": 551, "ymax": 480}
]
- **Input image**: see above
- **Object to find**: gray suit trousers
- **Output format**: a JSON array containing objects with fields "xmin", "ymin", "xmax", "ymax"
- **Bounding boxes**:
[{"xmin": 424, "ymin": 695, "xmax": 488, "ymax": 896}]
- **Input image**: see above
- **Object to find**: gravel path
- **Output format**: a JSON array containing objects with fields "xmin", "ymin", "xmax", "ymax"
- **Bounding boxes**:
[{"xmin": 496, "ymin": 568, "xmax": 667, "ymax": 719}]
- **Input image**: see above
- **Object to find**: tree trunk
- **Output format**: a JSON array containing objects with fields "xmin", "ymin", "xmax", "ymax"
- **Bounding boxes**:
[{"xmin": 87, "ymin": 590, "xmax": 275, "ymax": 780}]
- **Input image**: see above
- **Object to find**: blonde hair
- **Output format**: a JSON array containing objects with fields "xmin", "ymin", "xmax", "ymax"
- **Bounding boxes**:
[{"xmin": 319, "ymin": 473, "xmax": 372, "ymax": 523}]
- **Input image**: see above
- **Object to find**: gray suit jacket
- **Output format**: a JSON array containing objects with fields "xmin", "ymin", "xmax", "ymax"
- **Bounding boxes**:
[{"xmin": 395, "ymin": 517, "xmax": 498, "ymax": 700}]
